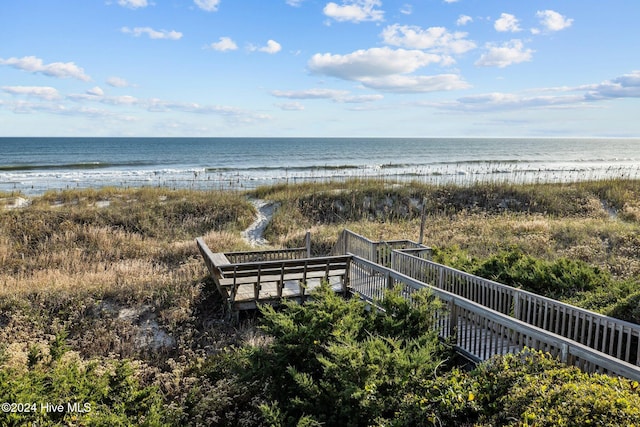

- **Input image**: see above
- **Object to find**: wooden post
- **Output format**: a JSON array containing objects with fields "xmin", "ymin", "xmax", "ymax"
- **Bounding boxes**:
[
  {"xmin": 418, "ymin": 197, "xmax": 427, "ymax": 245},
  {"xmin": 343, "ymin": 229, "xmax": 349, "ymax": 255},
  {"xmin": 386, "ymin": 270, "xmax": 393, "ymax": 290},
  {"xmin": 343, "ymin": 257, "xmax": 350, "ymax": 295},
  {"xmin": 448, "ymin": 297, "xmax": 457, "ymax": 337},
  {"xmin": 561, "ymin": 343, "xmax": 569, "ymax": 364},
  {"xmin": 513, "ymin": 291, "xmax": 521, "ymax": 320}
]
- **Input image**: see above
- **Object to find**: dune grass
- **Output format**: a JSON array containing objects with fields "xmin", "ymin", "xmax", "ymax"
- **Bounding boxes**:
[
  {"xmin": 253, "ymin": 178, "xmax": 640, "ymax": 322},
  {"xmin": 2, "ymin": 179, "xmax": 640, "ymax": 425},
  {"xmin": 0, "ymin": 187, "xmax": 256, "ymax": 364}
]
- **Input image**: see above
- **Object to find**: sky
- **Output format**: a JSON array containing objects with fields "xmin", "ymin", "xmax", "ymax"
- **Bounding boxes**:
[{"xmin": 1, "ymin": 0, "xmax": 640, "ymax": 137}]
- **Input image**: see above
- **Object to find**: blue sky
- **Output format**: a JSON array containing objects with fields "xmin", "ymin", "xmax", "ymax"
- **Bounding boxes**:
[{"xmin": 1, "ymin": 0, "xmax": 639, "ymax": 137}]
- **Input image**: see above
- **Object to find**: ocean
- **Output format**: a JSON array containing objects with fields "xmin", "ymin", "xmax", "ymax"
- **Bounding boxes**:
[{"xmin": 1, "ymin": 137, "xmax": 639, "ymax": 195}]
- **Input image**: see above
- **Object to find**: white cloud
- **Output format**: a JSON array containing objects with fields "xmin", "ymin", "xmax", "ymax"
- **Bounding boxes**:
[
  {"xmin": 86, "ymin": 86, "xmax": 104, "ymax": 96},
  {"xmin": 323, "ymin": 0, "xmax": 384, "ymax": 23},
  {"xmin": 494, "ymin": 13, "xmax": 521, "ymax": 32},
  {"xmin": 0, "ymin": 56, "xmax": 91, "ymax": 81},
  {"xmin": 272, "ymin": 88, "xmax": 349, "ymax": 99},
  {"xmin": 341, "ymin": 94, "xmax": 384, "ymax": 103},
  {"xmin": 209, "ymin": 37, "xmax": 238, "ymax": 52},
  {"xmin": 276, "ymin": 102, "xmax": 305, "ymax": 110},
  {"xmin": 437, "ymin": 92, "xmax": 586, "ymax": 112},
  {"xmin": 457, "ymin": 15, "xmax": 472, "ymax": 26},
  {"xmin": 2, "ymin": 86, "xmax": 60, "ymax": 100},
  {"xmin": 585, "ymin": 71, "xmax": 640, "ymax": 100},
  {"xmin": 400, "ymin": 4, "xmax": 412, "ymax": 15},
  {"xmin": 272, "ymin": 88, "xmax": 383, "ymax": 103},
  {"xmin": 358, "ymin": 74, "xmax": 470, "ymax": 93},
  {"xmin": 121, "ymin": 27, "xmax": 183, "ymax": 40},
  {"xmin": 432, "ymin": 71, "xmax": 640, "ymax": 113},
  {"xmin": 443, "ymin": 0, "xmax": 459, "ymax": 3},
  {"xmin": 308, "ymin": 47, "xmax": 443, "ymax": 80},
  {"xmin": 475, "ymin": 40, "xmax": 533, "ymax": 68},
  {"xmin": 381, "ymin": 24, "xmax": 476, "ymax": 54},
  {"xmin": 260, "ymin": 40, "xmax": 282, "ymax": 54},
  {"xmin": 107, "ymin": 76, "xmax": 132, "ymax": 87},
  {"xmin": 1, "ymin": 100, "xmax": 122, "ymax": 117},
  {"xmin": 1, "ymin": 85, "xmax": 271, "ymax": 125},
  {"xmin": 286, "ymin": 0, "xmax": 305, "ymax": 6},
  {"xmin": 536, "ymin": 10, "xmax": 573, "ymax": 32},
  {"xmin": 99, "ymin": 95, "xmax": 140, "ymax": 106},
  {"xmin": 248, "ymin": 40, "xmax": 282, "ymax": 54},
  {"xmin": 307, "ymin": 47, "xmax": 470, "ymax": 94},
  {"xmin": 118, "ymin": 0, "xmax": 149, "ymax": 9},
  {"xmin": 194, "ymin": 0, "xmax": 220, "ymax": 12}
]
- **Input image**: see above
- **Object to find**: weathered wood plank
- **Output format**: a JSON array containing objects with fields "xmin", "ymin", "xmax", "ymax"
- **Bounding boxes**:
[
  {"xmin": 218, "ymin": 269, "xmax": 347, "ymax": 287},
  {"xmin": 209, "ymin": 252, "xmax": 231, "ymax": 266}
]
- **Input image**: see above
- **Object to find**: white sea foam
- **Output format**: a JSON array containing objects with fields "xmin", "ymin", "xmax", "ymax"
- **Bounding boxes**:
[{"xmin": 1, "ymin": 137, "xmax": 639, "ymax": 195}]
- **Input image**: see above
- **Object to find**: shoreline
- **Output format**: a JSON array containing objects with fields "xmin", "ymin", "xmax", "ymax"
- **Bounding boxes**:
[
  {"xmin": 3, "ymin": 167, "xmax": 640, "ymax": 198},
  {"xmin": 3, "ymin": 137, "xmax": 640, "ymax": 196}
]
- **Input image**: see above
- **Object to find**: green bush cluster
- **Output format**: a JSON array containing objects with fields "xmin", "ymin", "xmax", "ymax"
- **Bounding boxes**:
[
  {"xmin": 0, "ymin": 336, "xmax": 170, "ymax": 426},
  {"xmin": 189, "ymin": 283, "xmax": 449, "ymax": 426},
  {"xmin": 434, "ymin": 247, "xmax": 610, "ymax": 298},
  {"xmin": 396, "ymin": 350, "xmax": 640, "ymax": 426},
  {"xmin": 179, "ymin": 284, "xmax": 640, "ymax": 426},
  {"xmin": 433, "ymin": 246, "xmax": 640, "ymax": 323}
]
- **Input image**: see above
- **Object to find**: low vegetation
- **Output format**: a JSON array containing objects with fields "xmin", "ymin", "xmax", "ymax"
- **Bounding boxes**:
[
  {"xmin": 254, "ymin": 178, "xmax": 640, "ymax": 323},
  {"xmin": 1, "ymin": 179, "xmax": 639, "ymax": 425}
]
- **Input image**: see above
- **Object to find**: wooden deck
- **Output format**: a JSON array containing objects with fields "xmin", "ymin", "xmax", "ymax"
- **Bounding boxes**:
[
  {"xmin": 196, "ymin": 237, "xmax": 349, "ymax": 310},
  {"xmin": 197, "ymin": 230, "xmax": 640, "ymax": 381}
]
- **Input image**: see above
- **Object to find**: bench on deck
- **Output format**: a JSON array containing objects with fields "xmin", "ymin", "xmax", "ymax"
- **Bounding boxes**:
[
  {"xmin": 196, "ymin": 237, "xmax": 350, "ymax": 310},
  {"xmin": 218, "ymin": 256, "xmax": 351, "ymax": 308}
]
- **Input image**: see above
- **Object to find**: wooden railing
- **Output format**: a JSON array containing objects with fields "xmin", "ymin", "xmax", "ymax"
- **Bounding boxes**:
[
  {"xmin": 224, "ymin": 247, "xmax": 308, "ymax": 263},
  {"xmin": 218, "ymin": 255, "xmax": 351, "ymax": 309},
  {"xmin": 198, "ymin": 229, "xmax": 640, "ymax": 380},
  {"xmin": 349, "ymin": 256, "xmax": 640, "ymax": 381},
  {"xmin": 225, "ymin": 230, "xmax": 311, "ymax": 263},
  {"xmin": 391, "ymin": 250, "xmax": 640, "ymax": 367},
  {"xmin": 332, "ymin": 229, "xmax": 432, "ymax": 266}
]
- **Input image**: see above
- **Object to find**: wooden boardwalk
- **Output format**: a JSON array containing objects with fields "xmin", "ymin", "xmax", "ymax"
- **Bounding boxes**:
[
  {"xmin": 348, "ymin": 265, "xmax": 522, "ymax": 362},
  {"xmin": 197, "ymin": 230, "xmax": 640, "ymax": 381}
]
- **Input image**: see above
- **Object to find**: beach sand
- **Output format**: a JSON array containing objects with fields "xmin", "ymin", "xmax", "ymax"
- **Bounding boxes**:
[{"xmin": 241, "ymin": 199, "xmax": 279, "ymax": 246}]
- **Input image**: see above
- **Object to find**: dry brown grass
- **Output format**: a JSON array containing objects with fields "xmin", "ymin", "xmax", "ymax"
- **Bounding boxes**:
[
  {"xmin": 3, "ymin": 180, "xmax": 640, "ymax": 363},
  {"xmin": 0, "ymin": 187, "xmax": 254, "ymax": 363},
  {"xmin": 263, "ymin": 179, "xmax": 640, "ymax": 280}
]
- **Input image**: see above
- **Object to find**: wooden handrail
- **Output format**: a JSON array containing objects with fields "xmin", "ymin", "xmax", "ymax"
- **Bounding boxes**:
[
  {"xmin": 224, "ymin": 247, "xmax": 308, "ymax": 263},
  {"xmin": 391, "ymin": 250, "xmax": 640, "ymax": 367},
  {"xmin": 333, "ymin": 228, "xmax": 432, "ymax": 266},
  {"xmin": 217, "ymin": 256, "xmax": 350, "ymax": 281},
  {"xmin": 349, "ymin": 256, "xmax": 640, "ymax": 380}
]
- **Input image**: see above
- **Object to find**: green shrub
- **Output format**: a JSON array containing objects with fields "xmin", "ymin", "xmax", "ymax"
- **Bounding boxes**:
[
  {"xmin": 0, "ymin": 355, "xmax": 170, "ymax": 426},
  {"xmin": 477, "ymin": 351, "xmax": 640, "ymax": 426},
  {"xmin": 394, "ymin": 350, "xmax": 640, "ymax": 426},
  {"xmin": 195, "ymin": 283, "xmax": 448, "ymax": 426},
  {"xmin": 608, "ymin": 290, "xmax": 640, "ymax": 324},
  {"xmin": 434, "ymin": 247, "xmax": 610, "ymax": 299}
]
